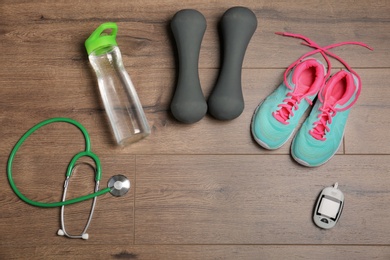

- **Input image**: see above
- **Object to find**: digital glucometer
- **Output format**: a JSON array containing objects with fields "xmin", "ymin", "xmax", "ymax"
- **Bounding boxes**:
[{"xmin": 313, "ymin": 182, "xmax": 344, "ymax": 229}]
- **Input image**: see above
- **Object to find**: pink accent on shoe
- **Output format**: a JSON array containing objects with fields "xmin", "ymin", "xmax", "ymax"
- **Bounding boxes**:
[
  {"xmin": 274, "ymin": 32, "xmax": 373, "ymax": 134},
  {"xmin": 273, "ymin": 59, "xmax": 324, "ymax": 124},
  {"xmin": 273, "ymin": 92, "xmax": 314, "ymax": 124},
  {"xmin": 319, "ymin": 70, "xmax": 357, "ymax": 110},
  {"xmin": 309, "ymin": 70, "xmax": 357, "ymax": 141},
  {"xmin": 275, "ymin": 32, "xmax": 373, "ymax": 103},
  {"xmin": 292, "ymin": 59, "xmax": 325, "ymax": 95},
  {"xmin": 310, "ymin": 105, "xmax": 337, "ymax": 141}
]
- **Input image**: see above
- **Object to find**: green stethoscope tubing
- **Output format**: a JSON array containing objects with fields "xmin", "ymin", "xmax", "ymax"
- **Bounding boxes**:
[{"xmin": 7, "ymin": 117, "xmax": 111, "ymax": 208}]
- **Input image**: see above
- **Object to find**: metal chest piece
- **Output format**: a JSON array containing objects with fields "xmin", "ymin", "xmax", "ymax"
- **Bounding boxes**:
[{"xmin": 108, "ymin": 175, "xmax": 131, "ymax": 197}]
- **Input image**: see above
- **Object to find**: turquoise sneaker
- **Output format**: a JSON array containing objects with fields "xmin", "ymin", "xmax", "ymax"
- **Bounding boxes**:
[
  {"xmin": 251, "ymin": 59, "xmax": 326, "ymax": 149},
  {"xmin": 291, "ymin": 70, "xmax": 361, "ymax": 167}
]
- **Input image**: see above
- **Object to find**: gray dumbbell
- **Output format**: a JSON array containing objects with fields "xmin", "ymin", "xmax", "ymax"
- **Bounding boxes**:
[
  {"xmin": 208, "ymin": 7, "xmax": 257, "ymax": 120},
  {"xmin": 170, "ymin": 9, "xmax": 208, "ymax": 124}
]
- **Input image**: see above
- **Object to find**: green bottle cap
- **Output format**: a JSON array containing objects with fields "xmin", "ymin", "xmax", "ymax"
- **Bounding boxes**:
[{"xmin": 85, "ymin": 22, "xmax": 118, "ymax": 55}]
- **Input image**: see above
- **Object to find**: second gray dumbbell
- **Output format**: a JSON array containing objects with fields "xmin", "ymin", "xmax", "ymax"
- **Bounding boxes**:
[{"xmin": 208, "ymin": 7, "xmax": 258, "ymax": 120}]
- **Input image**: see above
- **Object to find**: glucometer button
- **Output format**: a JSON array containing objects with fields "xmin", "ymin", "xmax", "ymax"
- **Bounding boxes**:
[{"xmin": 321, "ymin": 218, "xmax": 329, "ymax": 223}]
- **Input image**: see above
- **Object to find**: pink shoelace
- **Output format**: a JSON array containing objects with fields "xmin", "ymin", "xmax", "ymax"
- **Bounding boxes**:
[
  {"xmin": 310, "ymin": 106, "xmax": 337, "ymax": 141},
  {"xmin": 274, "ymin": 32, "xmax": 373, "ymax": 139},
  {"xmin": 273, "ymin": 92, "xmax": 313, "ymax": 125}
]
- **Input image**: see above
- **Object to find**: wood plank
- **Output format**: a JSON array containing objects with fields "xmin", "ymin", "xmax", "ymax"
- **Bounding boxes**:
[
  {"xmin": 2, "ymin": 63, "xmax": 384, "ymax": 156},
  {"xmin": 0, "ymin": 0, "xmax": 385, "ymax": 69},
  {"xmin": 346, "ymin": 69, "xmax": 390, "ymax": 154},
  {"xmin": 135, "ymin": 154, "xmax": 390, "ymax": 244},
  {"xmin": 0, "ymin": 0, "xmax": 389, "ymax": 258},
  {"xmin": 2, "ymin": 68, "xmax": 355, "ymax": 155},
  {"xmin": 1, "ymin": 245, "xmax": 390, "ymax": 260},
  {"xmin": 2, "ymin": 0, "xmax": 388, "ymax": 24},
  {"xmin": 0, "ymin": 153, "xmax": 135, "ymax": 246}
]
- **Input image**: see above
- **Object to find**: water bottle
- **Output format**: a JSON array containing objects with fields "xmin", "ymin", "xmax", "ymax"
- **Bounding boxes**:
[{"xmin": 85, "ymin": 22, "xmax": 150, "ymax": 146}]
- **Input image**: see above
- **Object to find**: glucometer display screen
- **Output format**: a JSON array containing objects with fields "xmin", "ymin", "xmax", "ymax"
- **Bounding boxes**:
[{"xmin": 318, "ymin": 195, "xmax": 341, "ymax": 220}]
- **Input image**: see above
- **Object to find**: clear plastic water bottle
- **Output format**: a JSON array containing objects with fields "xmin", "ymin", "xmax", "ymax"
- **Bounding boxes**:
[{"xmin": 85, "ymin": 22, "xmax": 150, "ymax": 146}]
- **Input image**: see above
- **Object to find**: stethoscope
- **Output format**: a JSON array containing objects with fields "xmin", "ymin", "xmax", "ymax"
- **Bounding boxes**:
[{"xmin": 7, "ymin": 117, "xmax": 131, "ymax": 240}]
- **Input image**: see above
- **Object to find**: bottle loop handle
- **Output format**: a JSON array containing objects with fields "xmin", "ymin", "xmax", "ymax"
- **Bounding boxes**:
[{"xmin": 85, "ymin": 22, "xmax": 118, "ymax": 55}]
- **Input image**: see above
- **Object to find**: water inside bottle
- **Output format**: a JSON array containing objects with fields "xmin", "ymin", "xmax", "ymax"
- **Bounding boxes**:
[{"xmin": 89, "ymin": 46, "xmax": 150, "ymax": 145}]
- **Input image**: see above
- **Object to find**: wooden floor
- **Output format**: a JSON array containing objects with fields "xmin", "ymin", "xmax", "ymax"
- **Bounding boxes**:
[{"xmin": 1, "ymin": 0, "xmax": 389, "ymax": 259}]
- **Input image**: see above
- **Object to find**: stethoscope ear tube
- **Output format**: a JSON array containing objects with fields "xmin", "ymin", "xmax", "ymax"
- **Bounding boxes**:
[
  {"xmin": 6, "ymin": 117, "xmax": 111, "ymax": 208},
  {"xmin": 67, "ymin": 151, "xmax": 102, "ymax": 181},
  {"xmin": 7, "ymin": 117, "xmax": 131, "ymax": 240},
  {"xmin": 58, "ymin": 164, "xmax": 100, "ymax": 240}
]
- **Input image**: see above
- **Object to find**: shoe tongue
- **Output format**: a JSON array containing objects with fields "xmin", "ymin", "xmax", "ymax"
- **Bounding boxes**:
[
  {"xmin": 292, "ymin": 59, "xmax": 325, "ymax": 96},
  {"xmin": 294, "ymin": 85, "xmax": 310, "ymax": 95},
  {"xmin": 327, "ymin": 96, "xmax": 338, "ymax": 106},
  {"xmin": 323, "ymin": 70, "xmax": 355, "ymax": 109}
]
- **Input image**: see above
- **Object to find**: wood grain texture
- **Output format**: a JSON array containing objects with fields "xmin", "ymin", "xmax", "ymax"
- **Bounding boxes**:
[
  {"xmin": 2, "ymin": 68, "xmax": 387, "ymax": 155},
  {"xmin": 346, "ymin": 69, "xmax": 390, "ymax": 154},
  {"xmin": 11, "ymin": 68, "xmax": 389, "ymax": 155},
  {"xmin": 1, "ymin": 153, "xmax": 135, "ymax": 246},
  {"xmin": 0, "ymin": 0, "xmax": 385, "ymax": 69},
  {"xmin": 135, "ymin": 155, "xmax": 390, "ymax": 244},
  {"xmin": 0, "ymin": 0, "xmax": 389, "ymax": 259},
  {"xmin": 1, "ymin": 245, "xmax": 390, "ymax": 260}
]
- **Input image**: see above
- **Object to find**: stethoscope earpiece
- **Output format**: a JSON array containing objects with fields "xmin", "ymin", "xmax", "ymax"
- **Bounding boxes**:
[{"xmin": 57, "ymin": 229, "xmax": 65, "ymax": 236}]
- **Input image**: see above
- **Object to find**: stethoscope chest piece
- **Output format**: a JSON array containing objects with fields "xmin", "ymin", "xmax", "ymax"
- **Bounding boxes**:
[{"xmin": 108, "ymin": 175, "xmax": 131, "ymax": 197}]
